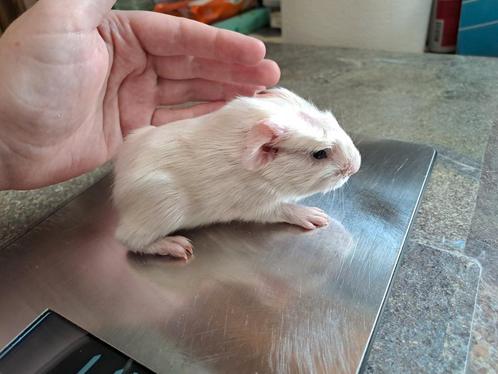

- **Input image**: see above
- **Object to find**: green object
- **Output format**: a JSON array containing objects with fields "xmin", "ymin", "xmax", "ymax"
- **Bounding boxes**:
[
  {"xmin": 113, "ymin": 0, "xmax": 154, "ymax": 11},
  {"xmin": 213, "ymin": 7, "xmax": 270, "ymax": 35}
]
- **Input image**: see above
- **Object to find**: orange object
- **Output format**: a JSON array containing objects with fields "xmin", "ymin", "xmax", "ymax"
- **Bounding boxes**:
[
  {"xmin": 154, "ymin": 0, "xmax": 257, "ymax": 24},
  {"xmin": 154, "ymin": 1, "xmax": 190, "ymax": 17}
]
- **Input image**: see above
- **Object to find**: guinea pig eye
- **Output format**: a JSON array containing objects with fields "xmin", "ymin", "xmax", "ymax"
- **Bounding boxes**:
[{"xmin": 312, "ymin": 149, "xmax": 328, "ymax": 160}]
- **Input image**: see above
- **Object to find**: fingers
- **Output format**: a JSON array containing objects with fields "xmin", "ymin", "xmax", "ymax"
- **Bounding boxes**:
[
  {"xmin": 127, "ymin": 12, "xmax": 266, "ymax": 64},
  {"xmin": 152, "ymin": 56, "xmax": 280, "ymax": 87},
  {"xmin": 156, "ymin": 78, "xmax": 264, "ymax": 105},
  {"xmin": 152, "ymin": 101, "xmax": 226, "ymax": 126}
]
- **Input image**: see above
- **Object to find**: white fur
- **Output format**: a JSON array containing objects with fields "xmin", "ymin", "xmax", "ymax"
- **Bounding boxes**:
[{"xmin": 112, "ymin": 88, "xmax": 361, "ymax": 255}]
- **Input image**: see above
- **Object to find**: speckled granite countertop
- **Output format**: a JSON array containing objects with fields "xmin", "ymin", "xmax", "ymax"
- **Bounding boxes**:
[{"xmin": 1, "ymin": 44, "xmax": 497, "ymax": 373}]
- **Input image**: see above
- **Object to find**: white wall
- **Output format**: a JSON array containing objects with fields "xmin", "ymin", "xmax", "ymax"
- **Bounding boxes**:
[{"xmin": 282, "ymin": 0, "xmax": 433, "ymax": 53}]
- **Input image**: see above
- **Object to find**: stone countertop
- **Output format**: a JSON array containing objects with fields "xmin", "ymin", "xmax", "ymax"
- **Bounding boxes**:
[{"xmin": 1, "ymin": 44, "xmax": 497, "ymax": 373}]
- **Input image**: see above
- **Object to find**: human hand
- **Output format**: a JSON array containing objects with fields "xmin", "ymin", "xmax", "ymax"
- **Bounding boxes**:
[{"xmin": 0, "ymin": 0, "xmax": 280, "ymax": 190}]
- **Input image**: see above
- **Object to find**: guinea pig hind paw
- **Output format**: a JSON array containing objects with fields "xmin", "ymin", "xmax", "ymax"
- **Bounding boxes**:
[{"xmin": 145, "ymin": 236, "xmax": 193, "ymax": 259}]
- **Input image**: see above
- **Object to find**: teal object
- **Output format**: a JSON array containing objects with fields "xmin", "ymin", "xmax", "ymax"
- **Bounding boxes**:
[
  {"xmin": 457, "ymin": 0, "xmax": 498, "ymax": 57},
  {"xmin": 113, "ymin": 0, "xmax": 154, "ymax": 11},
  {"xmin": 213, "ymin": 7, "xmax": 270, "ymax": 35},
  {"xmin": 76, "ymin": 355, "xmax": 102, "ymax": 374}
]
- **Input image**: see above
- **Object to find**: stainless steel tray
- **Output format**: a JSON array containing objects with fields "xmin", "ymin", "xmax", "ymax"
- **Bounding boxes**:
[{"xmin": 0, "ymin": 139, "xmax": 436, "ymax": 373}]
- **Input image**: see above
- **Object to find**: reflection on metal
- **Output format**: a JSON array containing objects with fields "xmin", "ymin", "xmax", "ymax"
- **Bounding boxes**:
[{"xmin": 0, "ymin": 140, "xmax": 435, "ymax": 373}]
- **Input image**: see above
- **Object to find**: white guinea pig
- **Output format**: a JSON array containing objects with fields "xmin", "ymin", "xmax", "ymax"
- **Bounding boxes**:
[{"xmin": 112, "ymin": 87, "xmax": 361, "ymax": 259}]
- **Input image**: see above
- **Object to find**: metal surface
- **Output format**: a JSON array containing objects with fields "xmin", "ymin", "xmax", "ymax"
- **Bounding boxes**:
[{"xmin": 0, "ymin": 139, "xmax": 435, "ymax": 374}]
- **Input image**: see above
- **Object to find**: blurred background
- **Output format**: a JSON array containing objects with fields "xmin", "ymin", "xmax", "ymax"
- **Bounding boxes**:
[{"xmin": 0, "ymin": 0, "xmax": 497, "ymax": 57}]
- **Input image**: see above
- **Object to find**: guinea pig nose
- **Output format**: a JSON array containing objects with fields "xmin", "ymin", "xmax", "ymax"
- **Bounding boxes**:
[
  {"xmin": 339, "ymin": 164, "xmax": 351, "ymax": 176},
  {"xmin": 350, "ymin": 159, "xmax": 360, "ymax": 175},
  {"xmin": 340, "ymin": 162, "xmax": 358, "ymax": 176}
]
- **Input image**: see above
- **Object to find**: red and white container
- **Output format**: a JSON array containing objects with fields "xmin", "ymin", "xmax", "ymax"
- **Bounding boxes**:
[{"xmin": 428, "ymin": 0, "xmax": 462, "ymax": 53}]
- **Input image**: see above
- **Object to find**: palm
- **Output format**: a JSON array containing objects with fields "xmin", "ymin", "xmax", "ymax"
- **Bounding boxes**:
[{"xmin": 0, "ymin": 0, "xmax": 279, "ymax": 190}]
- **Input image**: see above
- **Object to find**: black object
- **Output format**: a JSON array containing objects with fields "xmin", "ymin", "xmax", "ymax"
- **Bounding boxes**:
[{"xmin": 0, "ymin": 310, "xmax": 154, "ymax": 374}]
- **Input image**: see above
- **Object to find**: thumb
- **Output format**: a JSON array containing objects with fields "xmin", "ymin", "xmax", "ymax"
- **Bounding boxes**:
[{"xmin": 35, "ymin": 0, "xmax": 116, "ymax": 30}]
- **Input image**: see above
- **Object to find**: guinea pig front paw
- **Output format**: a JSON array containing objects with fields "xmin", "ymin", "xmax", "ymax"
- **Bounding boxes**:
[
  {"xmin": 281, "ymin": 204, "xmax": 330, "ymax": 230},
  {"xmin": 145, "ymin": 236, "xmax": 193, "ymax": 260}
]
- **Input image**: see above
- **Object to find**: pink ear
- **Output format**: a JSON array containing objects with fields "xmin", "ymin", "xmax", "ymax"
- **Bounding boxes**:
[{"xmin": 242, "ymin": 120, "xmax": 285, "ymax": 171}]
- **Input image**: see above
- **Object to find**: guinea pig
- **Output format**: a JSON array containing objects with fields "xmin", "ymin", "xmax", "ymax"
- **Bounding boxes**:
[{"xmin": 112, "ymin": 87, "xmax": 361, "ymax": 259}]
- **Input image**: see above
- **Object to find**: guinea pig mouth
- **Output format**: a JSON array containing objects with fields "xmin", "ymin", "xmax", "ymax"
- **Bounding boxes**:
[
  {"xmin": 310, "ymin": 174, "xmax": 346, "ymax": 194},
  {"xmin": 333, "ymin": 176, "xmax": 349, "ymax": 189}
]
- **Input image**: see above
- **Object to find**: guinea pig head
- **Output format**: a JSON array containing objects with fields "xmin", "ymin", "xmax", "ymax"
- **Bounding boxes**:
[{"xmin": 241, "ymin": 92, "xmax": 361, "ymax": 199}]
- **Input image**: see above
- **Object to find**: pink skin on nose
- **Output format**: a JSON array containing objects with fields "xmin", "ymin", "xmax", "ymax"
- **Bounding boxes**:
[
  {"xmin": 333, "ymin": 148, "xmax": 360, "ymax": 177},
  {"xmin": 339, "ymin": 163, "xmax": 357, "ymax": 177},
  {"xmin": 330, "ymin": 145, "xmax": 349, "ymax": 166},
  {"xmin": 348, "ymin": 156, "xmax": 361, "ymax": 175}
]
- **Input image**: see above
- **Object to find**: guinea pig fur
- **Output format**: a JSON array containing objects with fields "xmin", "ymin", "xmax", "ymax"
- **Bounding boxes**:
[{"xmin": 112, "ymin": 87, "xmax": 361, "ymax": 259}]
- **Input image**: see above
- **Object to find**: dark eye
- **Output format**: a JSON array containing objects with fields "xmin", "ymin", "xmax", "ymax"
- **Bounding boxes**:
[{"xmin": 312, "ymin": 149, "xmax": 328, "ymax": 160}]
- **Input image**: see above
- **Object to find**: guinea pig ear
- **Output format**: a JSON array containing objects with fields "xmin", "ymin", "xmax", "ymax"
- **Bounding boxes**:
[{"xmin": 242, "ymin": 119, "xmax": 285, "ymax": 171}]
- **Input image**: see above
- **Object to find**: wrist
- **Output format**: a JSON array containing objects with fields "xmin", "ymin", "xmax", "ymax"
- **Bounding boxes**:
[{"xmin": 0, "ymin": 140, "xmax": 13, "ymax": 191}]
